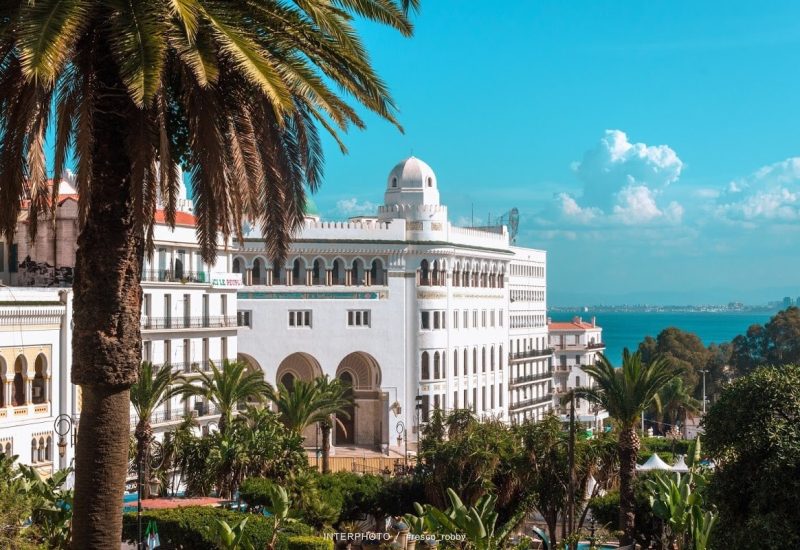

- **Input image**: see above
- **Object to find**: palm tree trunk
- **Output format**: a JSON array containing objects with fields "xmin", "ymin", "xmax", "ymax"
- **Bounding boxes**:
[
  {"xmin": 321, "ymin": 422, "xmax": 332, "ymax": 474},
  {"xmin": 618, "ymin": 426, "xmax": 640, "ymax": 546},
  {"xmin": 135, "ymin": 421, "xmax": 152, "ymax": 499},
  {"xmin": 70, "ymin": 39, "xmax": 143, "ymax": 549}
]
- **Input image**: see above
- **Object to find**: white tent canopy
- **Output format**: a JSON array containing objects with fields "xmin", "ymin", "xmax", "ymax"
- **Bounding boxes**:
[
  {"xmin": 672, "ymin": 455, "xmax": 689, "ymax": 473},
  {"xmin": 637, "ymin": 453, "xmax": 673, "ymax": 471}
]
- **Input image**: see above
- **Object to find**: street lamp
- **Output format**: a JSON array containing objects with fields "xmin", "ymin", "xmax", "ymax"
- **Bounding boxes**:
[
  {"xmin": 53, "ymin": 414, "xmax": 74, "ymax": 460},
  {"xmin": 396, "ymin": 421, "xmax": 407, "ymax": 470},
  {"xmin": 138, "ymin": 439, "xmax": 164, "ymax": 550}
]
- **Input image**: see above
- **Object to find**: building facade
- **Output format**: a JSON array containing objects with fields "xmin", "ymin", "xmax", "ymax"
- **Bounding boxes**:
[
  {"xmin": 235, "ymin": 157, "xmax": 553, "ymax": 453},
  {"xmin": 548, "ymin": 316, "xmax": 609, "ymax": 429}
]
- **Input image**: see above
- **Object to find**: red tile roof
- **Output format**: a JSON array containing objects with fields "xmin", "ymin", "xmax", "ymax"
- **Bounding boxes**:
[
  {"xmin": 154, "ymin": 210, "xmax": 197, "ymax": 227},
  {"xmin": 548, "ymin": 321, "xmax": 599, "ymax": 331}
]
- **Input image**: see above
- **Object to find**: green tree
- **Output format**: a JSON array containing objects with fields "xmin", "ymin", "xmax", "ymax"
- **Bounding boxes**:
[
  {"xmin": 181, "ymin": 359, "xmax": 270, "ymax": 435},
  {"xmin": 577, "ymin": 350, "xmax": 680, "ymax": 546},
  {"xmin": 730, "ymin": 307, "xmax": 800, "ymax": 375},
  {"xmin": 130, "ymin": 361, "xmax": 184, "ymax": 498},
  {"xmin": 0, "ymin": 1, "xmax": 417, "ymax": 545},
  {"xmin": 268, "ymin": 376, "xmax": 354, "ymax": 474},
  {"xmin": 702, "ymin": 364, "xmax": 800, "ymax": 548},
  {"xmin": 651, "ymin": 378, "xmax": 701, "ymax": 435},
  {"xmin": 638, "ymin": 328, "xmax": 710, "ymax": 397}
]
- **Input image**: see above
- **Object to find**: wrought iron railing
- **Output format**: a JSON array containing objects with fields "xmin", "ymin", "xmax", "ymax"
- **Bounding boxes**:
[{"xmin": 141, "ymin": 316, "xmax": 237, "ymax": 330}]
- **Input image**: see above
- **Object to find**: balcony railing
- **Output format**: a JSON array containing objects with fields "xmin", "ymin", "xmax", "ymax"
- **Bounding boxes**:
[
  {"xmin": 509, "ymin": 348, "xmax": 553, "ymax": 361},
  {"xmin": 587, "ymin": 342, "xmax": 606, "ymax": 350},
  {"xmin": 141, "ymin": 270, "xmax": 208, "ymax": 284},
  {"xmin": 130, "ymin": 403, "xmax": 220, "ymax": 428},
  {"xmin": 509, "ymin": 395, "xmax": 553, "ymax": 411},
  {"xmin": 0, "ymin": 402, "xmax": 51, "ymax": 420},
  {"xmin": 141, "ymin": 316, "xmax": 237, "ymax": 330},
  {"xmin": 510, "ymin": 371, "xmax": 553, "ymax": 385}
]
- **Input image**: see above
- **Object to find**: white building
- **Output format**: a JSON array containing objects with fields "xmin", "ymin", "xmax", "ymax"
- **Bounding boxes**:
[
  {"xmin": 0, "ymin": 177, "xmax": 241, "ymax": 472},
  {"xmin": 548, "ymin": 316, "xmax": 609, "ymax": 429},
  {"xmin": 235, "ymin": 157, "xmax": 552, "ymax": 453},
  {"xmin": 0, "ymin": 287, "xmax": 75, "ymax": 474}
]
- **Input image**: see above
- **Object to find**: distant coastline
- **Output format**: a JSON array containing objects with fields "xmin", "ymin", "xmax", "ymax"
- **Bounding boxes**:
[{"xmin": 549, "ymin": 304, "xmax": 777, "ymax": 314}]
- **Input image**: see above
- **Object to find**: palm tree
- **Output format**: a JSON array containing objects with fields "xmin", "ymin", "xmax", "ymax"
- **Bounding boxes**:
[
  {"xmin": 268, "ymin": 376, "xmax": 354, "ymax": 473},
  {"xmin": 576, "ymin": 349, "xmax": 680, "ymax": 546},
  {"xmin": 129, "ymin": 361, "xmax": 183, "ymax": 499},
  {"xmin": 181, "ymin": 359, "xmax": 270, "ymax": 435},
  {"xmin": 0, "ymin": 2, "xmax": 417, "ymax": 546},
  {"xmin": 655, "ymin": 378, "xmax": 701, "ymax": 436}
]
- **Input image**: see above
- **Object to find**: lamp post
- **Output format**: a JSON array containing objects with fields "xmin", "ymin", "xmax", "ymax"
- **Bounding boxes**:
[
  {"xmin": 698, "ymin": 368, "xmax": 708, "ymax": 414},
  {"xmin": 53, "ymin": 414, "xmax": 74, "ymax": 466},
  {"xmin": 138, "ymin": 439, "xmax": 164, "ymax": 550},
  {"xmin": 396, "ymin": 421, "xmax": 407, "ymax": 470}
]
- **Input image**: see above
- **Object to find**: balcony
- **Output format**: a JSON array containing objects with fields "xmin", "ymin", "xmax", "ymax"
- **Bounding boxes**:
[
  {"xmin": 129, "ymin": 403, "xmax": 220, "ymax": 428},
  {"xmin": 509, "ymin": 394, "xmax": 553, "ymax": 411},
  {"xmin": 587, "ymin": 342, "xmax": 606, "ymax": 350},
  {"xmin": 141, "ymin": 270, "xmax": 209, "ymax": 284},
  {"xmin": 510, "ymin": 371, "xmax": 553, "ymax": 386},
  {"xmin": 0, "ymin": 402, "xmax": 51, "ymax": 420},
  {"xmin": 141, "ymin": 316, "xmax": 238, "ymax": 330},
  {"xmin": 509, "ymin": 348, "xmax": 553, "ymax": 362}
]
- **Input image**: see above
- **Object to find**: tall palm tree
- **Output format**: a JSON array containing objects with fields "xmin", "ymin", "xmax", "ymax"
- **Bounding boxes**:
[
  {"xmin": 0, "ymin": 2, "xmax": 418, "ymax": 546},
  {"xmin": 655, "ymin": 377, "xmax": 701, "ymax": 435},
  {"xmin": 576, "ymin": 350, "xmax": 680, "ymax": 546},
  {"xmin": 129, "ymin": 361, "xmax": 183, "ymax": 499},
  {"xmin": 181, "ymin": 359, "xmax": 270, "ymax": 435},
  {"xmin": 268, "ymin": 375, "xmax": 354, "ymax": 473}
]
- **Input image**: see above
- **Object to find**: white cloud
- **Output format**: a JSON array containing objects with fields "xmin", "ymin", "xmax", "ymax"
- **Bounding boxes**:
[
  {"xmin": 554, "ymin": 130, "xmax": 685, "ymax": 226},
  {"xmin": 717, "ymin": 157, "xmax": 800, "ymax": 223},
  {"xmin": 335, "ymin": 198, "xmax": 377, "ymax": 217}
]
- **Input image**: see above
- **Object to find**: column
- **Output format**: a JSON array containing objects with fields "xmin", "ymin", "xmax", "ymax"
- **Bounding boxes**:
[
  {"xmin": 287, "ymin": 269, "xmax": 293, "ymax": 286},
  {"xmin": 346, "ymin": 270, "xmax": 352, "ymax": 286},
  {"xmin": 326, "ymin": 270, "xmax": 332, "ymax": 286},
  {"xmin": 305, "ymin": 269, "xmax": 312, "ymax": 286},
  {"xmin": 246, "ymin": 268, "xmax": 253, "ymax": 286},
  {"xmin": 267, "ymin": 270, "xmax": 273, "ymax": 286},
  {"xmin": 365, "ymin": 271, "xmax": 372, "ymax": 286},
  {"xmin": 25, "ymin": 377, "xmax": 31, "ymax": 405}
]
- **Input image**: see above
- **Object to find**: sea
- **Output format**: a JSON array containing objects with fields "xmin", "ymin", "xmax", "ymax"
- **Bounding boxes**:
[{"xmin": 548, "ymin": 311, "xmax": 776, "ymax": 363}]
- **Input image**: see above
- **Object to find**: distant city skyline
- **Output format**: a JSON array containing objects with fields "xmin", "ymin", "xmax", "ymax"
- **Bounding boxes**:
[{"xmin": 48, "ymin": 1, "xmax": 800, "ymax": 305}]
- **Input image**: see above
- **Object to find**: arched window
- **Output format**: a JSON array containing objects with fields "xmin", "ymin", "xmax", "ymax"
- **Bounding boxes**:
[
  {"xmin": 312, "ymin": 259, "xmax": 324, "ymax": 285},
  {"xmin": 370, "ymin": 259, "xmax": 384, "ymax": 285},
  {"xmin": 332, "ymin": 259, "xmax": 346, "ymax": 285},
  {"xmin": 427, "ymin": 177, "xmax": 433, "ymax": 187},
  {"xmin": 32, "ymin": 355, "xmax": 46, "ymax": 404},
  {"xmin": 280, "ymin": 372, "xmax": 295, "ymax": 392},
  {"xmin": 272, "ymin": 262, "xmax": 284, "ymax": 285},
  {"xmin": 45, "ymin": 437, "xmax": 52, "ymax": 461},
  {"xmin": 38, "ymin": 437, "xmax": 45, "ymax": 462},
  {"xmin": 453, "ymin": 351, "xmax": 459, "ymax": 377},
  {"xmin": 419, "ymin": 260, "xmax": 430, "ymax": 286},
  {"xmin": 31, "ymin": 439, "xmax": 37, "ymax": 464},
  {"xmin": 421, "ymin": 352, "xmax": 430, "ymax": 380},
  {"xmin": 392, "ymin": 177, "xmax": 398, "ymax": 188},
  {"xmin": 232, "ymin": 258, "xmax": 243, "ymax": 274},
  {"xmin": 452, "ymin": 265, "xmax": 460, "ymax": 287},
  {"xmin": 0, "ymin": 357, "xmax": 6, "ymax": 408},
  {"xmin": 13, "ymin": 356, "xmax": 25, "ymax": 406},
  {"xmin": 252, "ymin": 258, "xmax": 265, "ymax": 285},
  {"xmin": 292, "ymin": 258, "xmax": 305, "ymax": 285},
  {"xmin": 433, "ymin": 352, "xmax": 440, "ymax": 379},
  {"xmin": 352, "ymin": 259, "xmax": 365, "ymax": 286}
]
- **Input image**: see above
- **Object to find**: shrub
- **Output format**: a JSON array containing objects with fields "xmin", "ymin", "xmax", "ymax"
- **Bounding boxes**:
[
  {"xmin": 587, "ymin": 473, "xmax": 661, "ymax": 546},
  {"xmin": 287, "ymin": 535, "xmax": 334, "ymax": 550},
  {"xmin": 121, "ymin": 506, "xmax": 313, "ymax": 550}
]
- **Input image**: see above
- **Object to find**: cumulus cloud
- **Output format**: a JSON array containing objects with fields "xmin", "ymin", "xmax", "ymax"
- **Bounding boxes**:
[
  {"xmin": 335, "ymin": 198, "xmax": 377, "ymax": 217},
  {"xmin": 557, "ymin": 130, "xmax": 685, "ymax": 226},
  {"xmin": 717, "ymin": 157, "xmax": 800, "ymax": 223}
]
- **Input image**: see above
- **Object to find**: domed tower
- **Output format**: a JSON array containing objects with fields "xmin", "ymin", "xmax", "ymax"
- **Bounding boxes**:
[{"xmin": 379, "ymin": 157, "xmax": 447, "ymax": 224}]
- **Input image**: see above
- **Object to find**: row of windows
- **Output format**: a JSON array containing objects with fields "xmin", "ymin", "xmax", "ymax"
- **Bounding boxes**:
[
  {"xmin": 419, "ymin": 384, "xmax": 505, "ymax": 421},
  {"xmin": 142, "ymin": 293, "xmax": 229, "ymax": 320},
  {"xmin": 142, "ymin": 338, "xmax": 228, "ymax": 369},
  {"xmin": 418, "ymin": 259, "xmax": 506, "ymax": 289},
  {"xmin": 510, "ymin": 337, "xmax": 548, "ymax": 355},
  {"xmin": 288, "ymin": 310, "xmax": 373, "ymax": 328},
  {"xmin": 510, "ymin": 264, "xmax": 545, "ymax": 278},
  {"xmin": 235, "ymin": 257, "xmax": 386, "ymax": 287},
  {"xmin": 510, "ymin": 314, "xmax": 547, "ymax": 329},
  {"xmin": 509, "ymin": 289, "xmax": 545, "ymax": 302},
  {"xmin": 421, "ymin": 309, "xmax": 505, "ymax": 331},
  {"xmin": 420, "ymin": 346, "xmax": 505, "ymax": 380}
]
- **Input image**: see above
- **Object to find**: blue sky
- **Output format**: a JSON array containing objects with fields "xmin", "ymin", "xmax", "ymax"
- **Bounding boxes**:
[{"xmin": 308, "ymin": 1, "xmax": 800, "ymax": 305}]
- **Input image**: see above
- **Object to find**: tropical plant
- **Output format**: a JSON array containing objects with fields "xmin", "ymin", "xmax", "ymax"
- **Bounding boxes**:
[
  {"xmin": 0, "ymin": 1, "xmax": 418, "ymax": 545},
  {"xmin": 410, "ymin": 488, "xmax": 523, "ymax": 550},
  {"xmin": 263, "ymin": 483, "xmax": 297, "ymax": 550},
  {"xmin": 576, "ymin": 349, "xmax": 680, "ymax": 546},
  {"xmin": 268, "ymin": 376, "xmax": 355, "ymax": 473},
  {"xmin": 181, "ymin": 359, "xmax": 270, "ymax": 434},
  {"xmin": 130, "ymin": 361, "xmax": 184, "ymax": 498},
  {"xmin": 18, "ymin": 464, "xmax": 75, "ymax": 548},
  {"xmin": 207, "ymin": 517, "xmax": 255, "ymax": 550},
  {"xmin": 645, "ymin": 471, "xmax": 716, "ymax": 550}
]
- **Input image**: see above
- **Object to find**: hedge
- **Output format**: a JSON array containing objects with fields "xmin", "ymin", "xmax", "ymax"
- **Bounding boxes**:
[
  {"xmin": 287, "ymin": 535, "xmax": 334, "ymax": 550},
  {"xmin": 121, "ymin": 506, "xmax": 313, "ymax": 549}
]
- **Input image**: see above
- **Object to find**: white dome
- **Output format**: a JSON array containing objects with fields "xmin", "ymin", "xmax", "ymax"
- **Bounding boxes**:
[
  {"xmin": 386, "ymin": 157, "xmax": 437, "ymax": 190},
  {"xmin": 384, "ymin": 156, "xmax": 440, "ymax": 207}
]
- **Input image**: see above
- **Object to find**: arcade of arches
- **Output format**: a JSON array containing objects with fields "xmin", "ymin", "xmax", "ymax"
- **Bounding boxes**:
[
  {"xmin": 0, "ymin": 347, "xmax": 51, "ymax": 411},
  {"xmin": 264, "ymin": 351, "xmax": 387, "ymax": 448}
]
